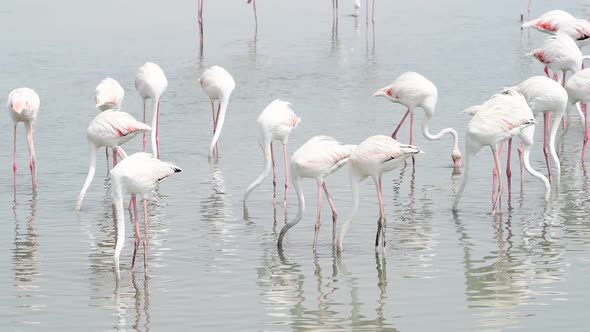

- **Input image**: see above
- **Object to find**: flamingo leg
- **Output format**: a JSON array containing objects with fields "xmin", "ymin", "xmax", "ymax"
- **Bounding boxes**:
[
  {"xmin": 322, "ymin": 183, "xmax": 338, "ymax": 245},
  {"xmin": 543, "ymin": 112, "xmax": 552, "ymax": 182},
  {"xmin": 270, "ymin": 143, "xmax": 277, "ymax": 206},
  {"xmin": 252, "ymin": 0, "xmax": 258, "ymax": 29},
  {"xmin": 156, "ymin": 101, "xmax": 161, "ymax": 159},
  {"xmin": 410, "ymin": 112, "xmax": 415, "ymax": 167},
  {"xmin": 143, "ymin": 198, "xmax": 149, "ymax": 275},
  {"xmin": 506, "ymin": 138, "xmax": 512, "ymax": 196},
  {"xmin": 583, "ymin": 103, "xmax": 589, "ymax": 161},
  {"xmin": 131, "ymin": 195, "xmax": 141, "ymax": 272},
  {"xmin": 198, "ymin": 0, "xmax": 204, "ymax": 48},
  {"xmin": 391, "ymin": 109, "xmax": 409, "ymax": 139},
  {"xmin": 25, "ymin": 122, "xmax": 36, "ymax": 190},
  {"xmin": 493, "ymin": 142, "xmax": 504, "ymax": 203},
  {"xmin": 374, "ymin": 176, "xmax": 386, "ymax": 247},
  {"xmin": 365, "ymin": 0, "xmax": 368, "ymax": 26},
  {"xmin": 492, "ymin": 146, "xmax": 503, "ymax": 215},
  {"xmin": 313, "ymin": 182, "xmax": 323, "ymax": 249},
  {"xmin": 13, "ymin": 124, "xmax": 17, "ymax": 189},
  {"xmin": 517, "ymin": 142, "xmax": 524, "ymax": 191},
  {"xmin": 283, "ymin": 144, "xmax": 290, "ymax": 209},
  {"xmin": 105, "ymin": 147, "xmax": 110, "ymax": 172},
  {"xmin": 372, "ymin": 0, "xmax": 375, "ymax": 24},
  {"xmin": 544, "ymin": 66, "xmax": 550, "ymax": 78},
  {"xmin": 142, "ymin": 100, "xmax": 147, "ymax": 152},
  {"xmin": 113, "ymin": 147, "xmax": 118, "ymax": 168}
]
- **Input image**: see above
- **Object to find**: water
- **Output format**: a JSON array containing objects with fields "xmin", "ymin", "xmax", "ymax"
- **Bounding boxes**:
[{"xmin": 1, "ymin": 0, "xmax": 589, "ymax": 330}]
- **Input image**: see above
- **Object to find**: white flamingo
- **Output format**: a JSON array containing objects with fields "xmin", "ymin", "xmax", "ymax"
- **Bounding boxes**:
[{"xmin": 135, "ymin": 62, "xmax": 168, "ymax": 159}]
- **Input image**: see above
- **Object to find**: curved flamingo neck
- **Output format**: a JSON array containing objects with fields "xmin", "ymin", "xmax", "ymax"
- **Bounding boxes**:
[
  {"xmin": 75, "ymin": 143, "xmax": 98, "ymax": 210},
  {"xmin": 337, "ymin": 173, "xmax": 360, "ymax": 252},
  {"xmin": 209, "ymin": 96, "xmax": 229, "ymax": 159},
  {"xmin": 278, "ymin": 176, "xmax": 304, "ymax": 248},
  {"xmin": 243, "ymin": 139, "xmax": 272, "ymax": 214}
]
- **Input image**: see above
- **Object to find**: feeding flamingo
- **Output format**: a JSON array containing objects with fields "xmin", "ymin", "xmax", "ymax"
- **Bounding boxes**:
[
  {"xmin": 135, "ymin": 62, "xmax": 168, "ymax": 159},
  {"xmin": 112, "ymin": 152, "xmax": 181, "ymax": 277},
  {"xmin": 75, "ymin": 110, "xmax": 151, "ymax": 210},
  {"xmin": 528, "ymin": 33, "xmax": 582, "ymax": 86},
  {"xmin": 95, "ymin": 77, "xmax": 125, "ymax": 167},
  {"xmin": 373, "ymin": 72, "xmax": 462, "ymax": 168},
  {"xmin": 336, "ymin": 135, "xmax": 422, "ymax": 252},
  {"xmin": 523, "ymin": 10, "xmax": 590, "ymax": 48},
  {"xmin": 7, "ymin": 88, "xmax": 40, "ymax": 190},
  {"xmin": 277, "ymin": 136, "xmax": 355, "ymax": 250},
  {"xmin": 453, "ymin": 89, "xmax": 550, "ymax": 215},
  {"xmin": 243, "ymin": 99, "xmax": 300, "ymax": 216},
  {"xmin": 199, "ymin": 65, "xmax": 236, "ymax": 161}
]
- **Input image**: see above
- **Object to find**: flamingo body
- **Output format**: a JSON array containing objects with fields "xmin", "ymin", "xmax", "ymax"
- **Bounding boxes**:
[
  {"xmin": 565, "ymin": 69, "xmax": 590, "ymax": 160},
  {"xmin": 522, "ymin": 10, "xmax": 575, "ymax": 33},
  {"xmin": 528, "ymin": 33, "xmax": 582, "ymax": 78},
  {"xmin": 96, "ymin": 78, "xmax": 124, "ymax": 111}
]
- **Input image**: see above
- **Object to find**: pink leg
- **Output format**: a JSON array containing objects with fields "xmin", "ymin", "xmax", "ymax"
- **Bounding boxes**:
[
  {"xmin": 391, "ymin": 109, "xmax": 409, "ymax": 139},
  {"xmin": 13, "ymin": 125, "xmax": 17, "ymax": 189},
  {"xmin": 131, "ymin": 195, "xmax": 142, "ymax": 272},
  {"xmin": 371, "ymin": 0, "xmax": 375, "ymax": 24},
  {"xmin": 544, "ymin": 66, "xmax": 550, "ymax": 77},
  {"xmin": 312, "ymin": 182, "xmax": 323, "ymax": 249},
  {"xmin": 270, "ymin": 143, "xmax": 277, "ymax": 206},
  {"xmin": 252, "ymin": 0, "xmax": 258, "ymax": 28},
  {"xmin": 105, "ymin": 147, "xmax": 110, "ymax": 171},
  {"xmin": 543, "ymin": 112, "xmax": 552, "ymax": 182},
  {"xmin": 156, "ymin": 101, "xmax": 161, "ymax": 159},
  {"xmin": 198, "ymin": 0, "xmax": 204, "ymax": 48},
  {"xmin": 506, "ymin": 138, "xmax": 512, "ymax": 196},
  {"xmin": 583, "ymin": 103, "xmax": 589, "ymax": 161},
  {"xmin": 322, "ymin": 183, "xmax": 338, "ymax": 245},
  {"xmin": 492, "ymin": 147, "xmax": 503, "ymax": 215},
  {"xmin": 113, "ymin": 147, "xmax": 118, "ymax": 168},
  {"xmin": 517, "ymin": 142, "xmax": 524, "ymax": 191},
  {"xmin": 492, "ymin": 142, "xmax": 505, "ymax": 203},
  {"xmin": 283, "ymin": 144, "xmax": 290, "ymax": 209},
  {"xmin": 374, "ymin": 176, "xmax": 386, "ymax": 247},
  {"xmin": 410, "ymin": 112, "xmax": 415, "ymax": 168},
  {"xmin": 143, "ymin": 198, "xmax": 149, "ymax": 274},
  {"xmin": 142, "ymin": 100, "xmax": 147, "ymax": 152}
]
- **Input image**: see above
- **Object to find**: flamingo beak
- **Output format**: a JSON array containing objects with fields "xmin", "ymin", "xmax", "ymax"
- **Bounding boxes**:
[
  {"xmin": 12, "ymin": 100, "xmax": 25, "ymax": 114},
  {"xmin": 372, "ymin": 88, "xmax": 388, "ymax": 97}
]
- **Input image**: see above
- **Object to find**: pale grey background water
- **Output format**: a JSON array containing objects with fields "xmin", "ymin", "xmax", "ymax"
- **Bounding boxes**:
[{"xmin": 1, "ymin": 0, "xmax": 590, "ymax": 330}]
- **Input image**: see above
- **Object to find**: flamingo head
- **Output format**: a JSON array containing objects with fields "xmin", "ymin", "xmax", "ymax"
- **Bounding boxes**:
[
  {"xmin": 452, "ymin": 148, "xmax": 462, "ymax": 168},
  {"xmin": 372, "ymin": 86, "xmax": 398, "ymax": 102}
]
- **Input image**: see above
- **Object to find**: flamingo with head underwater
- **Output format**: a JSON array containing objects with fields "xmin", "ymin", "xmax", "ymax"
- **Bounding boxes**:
[
  {"xmin": 337, "ymin": 135, "xmax": 422, "ymax": 252},
  {"xmin": 453, "ymin": 89, "xmax": 550, "ymax": 215},
  {"xmin": 243, "ymin": 99, "xmax": 300, "ymax": 216},
  {"xmin": 95, "ymin": 77, "xmax": 125, "ymax": 167},
  {"xmin": 373, "ymin": 72, "xmax": 462, "ymax": 168},
  {"xmin": 277, "ymin": 136, "xmax": 355, "ymax": 250}
]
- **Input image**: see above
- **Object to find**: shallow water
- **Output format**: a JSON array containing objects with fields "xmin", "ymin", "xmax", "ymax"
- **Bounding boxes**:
[{"xmin": 1, "ymin": 0, "xmax": 590, "ymax": 330}]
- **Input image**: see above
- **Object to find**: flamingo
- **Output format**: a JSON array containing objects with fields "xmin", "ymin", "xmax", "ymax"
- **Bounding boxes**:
[
  {"xmin": 243, "ymin": 99, "xmax": 300, "ymax": 216},
  {"xmin": 277, "ymin": 136, "xmax": 355, "ymax": 250},
  {"xmin": 528, "ymin": 33, "xmax": 582, "ymax": 85},
  {"xmin": 199, "ymin": 65, "xmax": 236, "ymax": 161},
  {"xmin": 111, "ymin": 152, "xmax": 181, "ymax": 277},
  {"xmin": 520, "ymin": 0, "xmax": 531, "ymax": 23},
  {"xmin": 565, "ymin": 69, "xmax": 590, "ymax": 160},
  {"xmin": 7, "ymin": 88, "xmax": 40, "ymax": 190},
  {"xmin": 336, "ymin": 135, "xmax": 422, "ymax": 252},
  {"xmin": 486, "ymin": 77, "xmax": 566, "ymax": 186},
  {"xmin": 247, "ymin": 0, "xmax": 257, "ymax": 30},
  {"xmin": 96, "ymin": 78, "xmax": 124, "ymax": 111},
  {"xmin": 75, "ymin": 110, "xmax": 151, "ymax": 210},
  {"xmin": 453, "ymin": 89, "xmax": 550, "ymax": 215},
  {"xmin": 522, "ymin": 10, "xmax": 575, "ymax": 34},
  {"xmin": 373, "ymin": 72, "xmax": 462, "ymax": 168},
  {"xmin": 135, "ymin": 62, "xmax": 168, "ymax": 159}
]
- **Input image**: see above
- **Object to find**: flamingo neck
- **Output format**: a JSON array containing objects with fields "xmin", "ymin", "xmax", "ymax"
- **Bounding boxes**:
[
  {"xmin": 278, "ymin": 176, "xmax": 304, "ymax": 248},
  {"xmin": 75, "ymin": 143, "xmax": 98, "ymax": 210},
  {"xmin": 243, "ymin": 139, "xmax": 272, "ymax": 211},
  {"xmin": 112, "ymin": 180, "xmax": 126, "ymax": 264},
  {"xmin": 521, "ymin": 141, "xmax": 551, "ymax": 202},
  {"xmin": 421, "ymin": 112, "xmax": 462, "ymax": 166},
  {"xmin": 337, "ymin": 173, "xmax": 360, "ymax": 251},
  {"xmin": 209, "ymin": 97, "xmax": 229, "ymax": 158},
  {"xmin": 150, "ymin": 97, "xmax": 160, "ymax": 158},
  {"xmin": 452, "ymin": 143, "xmax": 476, "ymax": 211}
]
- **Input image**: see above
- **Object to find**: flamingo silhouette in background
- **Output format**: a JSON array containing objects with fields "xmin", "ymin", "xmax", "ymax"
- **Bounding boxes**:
[
  {"xmin": 277, "ymin": 136, "xmax": 355, "ymax": 250},
  {"xmin": 135, "ymin": 62, "xmax": 168, "ymax": 159},
  {"xmin": 7, "ymin": 88, "xmax": 40, "ymax": 190},
  {"xmin": 95, "ymin": 77, "xmax": 125, "ymax": 167},
  {"xmin": 243, "ymin": 99, "xmax": 300, "ymax": 216},
  {"xmin": 197, "ymin": 0, "xmax": 258, "ymax": 48},
  {"xmin": 565, "ymin": 69, "xmax": 590, "ymax": 161},
  {"xmin": 337, "ymin": 135, "xmax": 422, "ymax": 252},
  {"xmin": 520, "ymin": 0, "xmax": 531, "ymax": 23},
  {"xmin": 199, "ymin": 65, "xmax": 236, "ymax": 161},
  {"xmin": 112, "ymin": 152, "xmax": 181, "ymax": 277},
  {"xmin": 453, "ymin": 89, "xmax": 550, "ymax": 215},
  {"xmin": 373, "ymin": 72, "xmax": 462, "ymax": 168},
  {"xmin": 75, "ymin": 110, "xmax": 151, "ymax": 210}
]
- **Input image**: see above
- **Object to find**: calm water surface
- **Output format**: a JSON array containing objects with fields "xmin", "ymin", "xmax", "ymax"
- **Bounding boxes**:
[{"xmin": 1, "ymin": 0, "xmax": 590, "ymax": 330}]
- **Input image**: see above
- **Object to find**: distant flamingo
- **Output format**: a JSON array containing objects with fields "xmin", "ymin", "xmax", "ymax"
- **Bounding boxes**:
[
  {"xmin": 453, "ymin": 89, "xmax": 550, "ymax": 215},
  {"xmin": 277, "ymin": 136, "xmax": 355, "ymax": 249},
  {"xmin": 197, "ymin": 0, "xmax": 204, "ymax": 48},
  {"xmin": 243, "ymin": 99, "xmax": 300, "ymax": 216},
  {"xmin": 199, "ymin": 65, "xmax": 236, "ymax": 161},
  {"xmin": 75, "ymin": 110, "xmax": 151, "ymax": 210},
  {"xmin": 520, "ymin": 0, "xmax": 531, "ymax": 23},
  {"xmin": 565, "ymin": 69, "xmax": 590, "ymax": 161},
  {"xmin": 365, "ymin": 0, "xmax": 375, "ymax": 25},
  {"xmin": 95, "ymin": 77, "xmax": 125, "ymax": 166},
  {"xmin": 337, "ymin": 135, "xmax": 422, "ymax": 252},
  {"xmin": 96, "ymin": 78, "xmax": 124, "ymax": 111},
  {"xmin": 112, "ymin": 152, "xmax": 181, "ymax": 277},
  {"xmin": 135, "ymin": 62, "xmax": 168, "ymax": 159},
  {"xmin": 7, "ymin": 88, "xmax": 40, "ymax": 190},
  {"xmin": 247, "ymin": 0, "xmax": 257, "ymax": 30},
  {"xmin": 373, "ymin": 72, "xmax": 462, "ymax": 168}
]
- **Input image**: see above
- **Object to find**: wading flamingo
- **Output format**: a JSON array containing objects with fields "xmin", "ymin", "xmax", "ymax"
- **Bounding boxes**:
[
  {"xmin": 95, "ymin": 77, "xmax": 125, "ymax": 166},
  {"xmin": 135, "ymin": 62, "xmax": 168, "ymax": 159},
  {"xmin": 337, "ymin": 135, "xmax": 422, "ymax": 252},
  {"xmin": 112, "ymin": 152, "xmax": 181, "ymax": 277},
  {"xmin": 7, "ymin": 88, "xmax": 40, "ymax": 190},
  {"xmin": 75, "ymin": 110, "xmax": 151, "ymax": 210},
  {"xmin": 373, "ymin": 72, "xmax": 462, "ymax": 168},
  {"xmin": 243, "ymin": 99, "xmax": 300, "ymax": 216},
  {"xmin": 277, "ymin": 136, "xmax": 355, "ymax": 249},
  {"xmin": 565, "ymin": 69, "xmax": 590, "ymax": 161}
]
